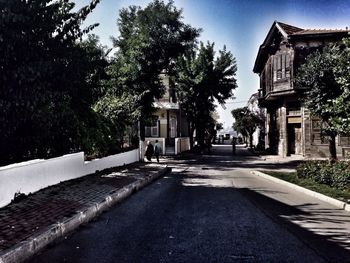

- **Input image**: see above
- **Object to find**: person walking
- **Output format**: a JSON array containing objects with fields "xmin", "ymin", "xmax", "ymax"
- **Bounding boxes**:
[
  {"xmin": 232, "ymin": 137, "xmax": 236, "ymax": 155},
  {"xmin": 145, "ymin": 141, "xmax": 154, "ymax": 161},
  {"xmin": 154, "ymin": 140, "xmax": 162, "ymax": 163}
]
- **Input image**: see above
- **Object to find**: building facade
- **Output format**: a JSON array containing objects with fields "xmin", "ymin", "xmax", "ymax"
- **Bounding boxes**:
[
  {"xmin": 247, "ymin": 92, "xmax": 264, "ymax": 148},
  {"xmin": 144, "ymin": 74, "xmax": 189, "ymax": 155},
  {"xmin": 253, "ymin": 21, "xmax": 349, "ymax": 158}
]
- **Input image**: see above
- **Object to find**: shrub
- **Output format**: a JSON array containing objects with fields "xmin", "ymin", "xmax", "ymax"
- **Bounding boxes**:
[
  {"xmin": 331, "ymin": 162, "xmax": 350, "ymax": 189},
  {"xmin": 296, "ymin": 160, "xmax": 350, "ymax": 189},
  {"xmin": 316, "ymin": 164, "xmax": 333, "ymax": 185},
  {"xmin": 296, "ymin": 160, "xmax": 326, "ymax": 180}
]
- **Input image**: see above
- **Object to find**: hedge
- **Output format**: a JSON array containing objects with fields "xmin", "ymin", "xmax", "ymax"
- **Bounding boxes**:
[{"xmin": 296, "ymin": 160, "xmax": 350, "ymax": 189}]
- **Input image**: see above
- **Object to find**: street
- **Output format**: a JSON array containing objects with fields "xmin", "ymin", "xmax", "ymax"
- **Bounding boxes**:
[{"xmin": 27, "ymin": 145, "xmax": 350, "ymax": 263}]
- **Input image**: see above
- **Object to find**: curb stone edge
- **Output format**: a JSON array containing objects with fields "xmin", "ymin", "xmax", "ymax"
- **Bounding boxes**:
[
  {"xmin": 251, "ymin": 170, "xmax": 349, "ymax": 212},
  {"xmin": 0, "ymin": 166, "xmax": 171, "ymax": 263}
]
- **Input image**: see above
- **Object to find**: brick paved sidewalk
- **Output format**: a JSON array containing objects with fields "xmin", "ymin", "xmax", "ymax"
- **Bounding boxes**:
[{"xmin": 0, "ymin": 162, "xmax": 168, "ymax": 258}]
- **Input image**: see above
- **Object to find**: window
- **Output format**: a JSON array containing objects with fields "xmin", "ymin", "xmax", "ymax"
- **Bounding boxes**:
[
  {"xmin": 273, "ymin": 53, "xmax": 291, "ymax": 81},
  {"xmin": 170, "ymin": 117, "xmax": 177, "ymax": 138},
  {"xmin": 145, "ymin": 120, "xmax": 159, "ymax": 137},
  {"xmin": 286, "ymin": 54, "xmax": 291, "ymax": 78},
  {"xmin": 277, "ymin": 55, "xmax": 282, "ymax": 80},
  {"xmin": 281, "ymin": 54, "xmax": 286, "ymax": 78},
  {"xmin": 273, "ymin": 57, "xmax": 277, "ymax": 82},
  {"xmin": 311, "ymin": 119, "xmax": 327, "ymax": 145},
  {"xmin": 339, "ymin": 136, "xmax": 350, "ymax": 146}
]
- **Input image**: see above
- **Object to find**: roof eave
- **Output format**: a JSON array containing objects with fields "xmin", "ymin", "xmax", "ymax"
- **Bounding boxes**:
[
  {"xmin": 253, "ymin": 21, "xmax": 290, "ymax": 74},
  {"xmin": 253, "ymin": 45, "xmax": 266, "ymax": 73},
  {"xmin": 289, "ymin": 31, "xmax": 350, "ymax": 41}
]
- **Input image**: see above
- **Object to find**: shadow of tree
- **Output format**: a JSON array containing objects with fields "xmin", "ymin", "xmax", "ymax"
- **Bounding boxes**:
[
  {"xmin": 164, "ymin": 144, "xmax": 350, "ymax": 262},
  {"xmin": 177, "ymin": 169, "xmax": 350, "ymax": 262},
  {"xmin": 237, "ymin": 187, "xmax": 350, "ymax": 262}
]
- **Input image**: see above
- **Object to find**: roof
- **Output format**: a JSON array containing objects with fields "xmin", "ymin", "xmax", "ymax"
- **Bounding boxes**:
[
  {"xmin": 277, "ymin": 21, "xmax": 303, "ymax": 35},
  {"xmin": 253, "ymin": 21, "xmax": 350, "ymax": 73},
  {"xmin": 253, "ymin": 21, "xmax": 300, "ymax": 73},
  {"xmin": 289, "ymin": 29, "xmax": 350, "ymax": 41},
  {"xmin": 260, "ymin": 21, "xmax": 304, "ymax": 47},
  {"xmin": 292, "ymin": 29, "xmax": 349, "ymax": 35}
]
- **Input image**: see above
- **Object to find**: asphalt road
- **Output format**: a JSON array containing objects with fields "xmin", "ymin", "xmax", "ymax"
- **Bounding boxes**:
[{"xmin": 27, "ymin": 145, "xmax": 350, "ymax": 263}]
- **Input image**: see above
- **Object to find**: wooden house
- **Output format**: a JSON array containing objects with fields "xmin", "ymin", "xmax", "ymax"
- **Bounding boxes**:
[{"xmin": 253, "ymin": 21, "xmax": 349, "ymax": 158}]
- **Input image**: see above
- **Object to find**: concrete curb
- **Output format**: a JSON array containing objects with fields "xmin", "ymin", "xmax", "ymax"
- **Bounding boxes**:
[
  {"xmin": 251, "ymin": 170, "xmax": 350, "ymax": 212},
  {"xmin": 0, "ymin": 166, "xmax": 171, "ymax": 263}
]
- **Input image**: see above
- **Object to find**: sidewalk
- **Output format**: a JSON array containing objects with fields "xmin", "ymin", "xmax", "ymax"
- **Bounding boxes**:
[{"xmin": 0, "ymin": 162, "xmax": 170, "ymax": 263}]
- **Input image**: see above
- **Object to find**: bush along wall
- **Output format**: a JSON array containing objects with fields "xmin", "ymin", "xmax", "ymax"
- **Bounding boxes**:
[{"xmin": 296, "ymin": 160, "xmax": 350, "ymax": 190}]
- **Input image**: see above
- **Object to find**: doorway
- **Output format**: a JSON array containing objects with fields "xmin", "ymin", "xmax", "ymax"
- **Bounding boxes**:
[{"xmin": 288, "ymin": 123, "xmax": 302, "ymax": 155}]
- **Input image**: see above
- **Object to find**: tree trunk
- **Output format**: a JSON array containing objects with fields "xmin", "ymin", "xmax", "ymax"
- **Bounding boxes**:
[
  {"xmin": 212, "ymin": 131, "xmax": 217, "ymax": 144},
  {"xmin": 139, "ymin": 118, "xmax": 145, "ymax": 141},
  {"xmin": 189, "ymin": 122, "xmax": 194, "ymax": 150},
  {"xmin": 249, "ymin": 133, "xmax": 253, "ymax": 148},
  {"xmin": 329, "ymin": 133, "xmax": 337, "ymax": 162},
  {"xmin": 196, "ymin": 125, "xmax": 205, "ymax": 150}
]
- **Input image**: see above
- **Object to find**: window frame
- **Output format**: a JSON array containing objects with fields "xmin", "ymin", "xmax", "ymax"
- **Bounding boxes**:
[
  {"xmin": 273, "ymin": 53, "xmax": 291, "ymax": 82},
  {"xmin": 145, "ymin": 120, "xmax": 159, "ymax": 137}
]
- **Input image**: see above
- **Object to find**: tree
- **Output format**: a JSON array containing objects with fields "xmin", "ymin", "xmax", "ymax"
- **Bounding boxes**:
[
  {"xmin": 0, "ymin": 0, "xmax": 102, "ymax": 164},
  {"xmin": 231, "ymin": 107, "xmax": 262, "ymax": 148},
  {"xmin": 330, "ymin": 38, "xmax": 350, "ymax": 135},
  {"xmin": 110, "ymin": 0, "xmax": 200, "ymax": 140},
  {"xmin": 296, "ymin": 43, "xmax": 346, "ymax": 160},
  {"xmin": 176, "ymin": 42, "xmax": 237, "ymax": 150}
]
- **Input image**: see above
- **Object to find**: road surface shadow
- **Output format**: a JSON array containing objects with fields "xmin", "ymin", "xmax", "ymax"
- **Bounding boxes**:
[
  {"xmin": 173, "ymin": 155, "xmax": 303, "ymax": 171},
  {"xmin": 170, "ymin": 144, "xmax": 304, "ymax": 171},
  {"xmin": 238, "ymin": 187, "xmax": 350, "ymax": 263},
  {"xmin": 179, "ymin": 171, "xmax": 350, "ymax": 263}
]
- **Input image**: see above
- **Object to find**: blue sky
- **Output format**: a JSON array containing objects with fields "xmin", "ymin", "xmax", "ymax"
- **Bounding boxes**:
[{"xmin": 74, "ymin": 0, "xmax": 350, "ymax": 128}]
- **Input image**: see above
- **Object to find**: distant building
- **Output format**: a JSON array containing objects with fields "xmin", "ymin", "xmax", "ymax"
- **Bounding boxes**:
[
  {"xmin": 217, "ymin": 128, "xmax": 238, "ymax": 139},
  {"xmin": 144, "ymin": 74, "xmax": 190, "ymax": 155},
  {"xmin": 247, "ymin": 93, "xmax": 264, "ymax": 148},
  {"xmin": 253, "ymin": 21, "xmax": 349, "ymax": 157}
]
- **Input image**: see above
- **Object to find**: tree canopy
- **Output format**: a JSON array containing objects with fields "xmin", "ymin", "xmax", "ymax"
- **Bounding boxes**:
[
  {"xmin": 231, "ymin": 107, "xmax": 262, "ymax": 148},
  {"xmin": 0, "ymin": 0, "xmax": 104, "ymax": 164},
  {"xmin": 329, "ymin": 38, "xmax": 350, "ymax": 134},
  {"xmin": 176, "ymin": 42, "xmax": 237, "ymax": 149},
  {"xmin": 296, "ymin": 38, "xmax": 350, "ymax": 159},
  {"xmin": 107, "ymin": 0, "xmax": 200, "ymax": 140},
  {"xmin": 0, "ymin": 0, "xmax": 238, "ymax": 163}
]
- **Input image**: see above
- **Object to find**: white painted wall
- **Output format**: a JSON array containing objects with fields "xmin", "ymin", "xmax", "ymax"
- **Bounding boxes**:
[
  {"xmin": 175, "ymin": 137, "xmax": 190, "ymax": 154},
  {"xmin": 144, "ymin": 137, "xmax": 166, "ymax": 155},
  {"xmin": 83, "ymin": 149, "xmax": 139, "ymax": 174},
  {"xmin": 0, "ymin": 149, "xmax": 139, "ymax": 208}
]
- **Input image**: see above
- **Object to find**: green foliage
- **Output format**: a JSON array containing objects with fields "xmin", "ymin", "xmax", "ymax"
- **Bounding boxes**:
[
  {"xmin": 111, "ymin": 0, "xmax": 200, "ymax": 125},
  {"xmin": 329, "ymin": 38, "xmax": 350, "ymax": 134},
  {"xmin": 231, "ymin": 107, "xmax": 262, "ymax": 147},
  {"xmin": 297, "ymin": 160, "xmax": 350, "ymax": 189},
  {"xmin": 0, "ymin": 0, "xmax": 103, "ymax": 164},
  {"xmin": 296, "ymin": 44, "xmax": 342, "ymax": 133},
  {"xmin": 176, "ymin": 42, "xmax": 237, "ymax": 148},
  {"xmin": 296, "ymin": 38, "xmax": 350, "ymax": 159},
  {"xmin": 296, "ymin": 160, "xmax": 323, "ymax": 180},
  {"xmin": 216, "ymin": 122, "xmax": 224, "ymax": 131},
  {"xmin": 0, "ymin": 0, "xmax": 238, "ymax": 163}
]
